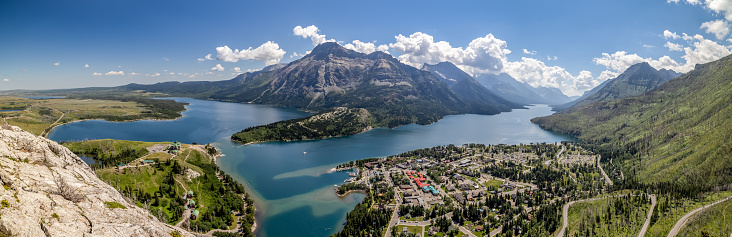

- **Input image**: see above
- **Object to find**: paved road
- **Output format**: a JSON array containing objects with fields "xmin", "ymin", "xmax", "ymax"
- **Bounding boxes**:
[
  {"xmin": 458, "ymin": 225, "xmax": 477, "ymax": 237},
  {"xmin": 638, "ymin": 194, "xmax": 657, "ymax": 237},
  {"xmin": 597, "ymin": 155, "xmax": 613, "ymax": 186},
  {"xmin": 667, "ymin": 194, "xmax": 732, "ymax": 237},
  {"xmin": 489, "ymin": 225, "xmax": 502, "ymax": 237}
]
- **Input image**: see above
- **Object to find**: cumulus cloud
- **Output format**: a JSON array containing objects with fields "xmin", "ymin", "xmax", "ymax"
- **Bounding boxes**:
[
  {"xmin": 670, "ymin": 0, "xmax": 732, "ymax": 21},
  {"xmin": 84, "ymin": 64, "xmax": 89, "ymax": 68},
  {"xmin": 665, "ymin": 41, "xmax": 684, "ymax": 51},
  {"xmin": 389, "ymin": 32, "xmax": 511, "ymax": 75},
  {"xmin": 233, "ymin": 67, "xmax": 242, "ymax": 73},
  {"xmin": 700, "ymin": 19, "xmax": 730, "ymax": 39},
  {"xmin": 522, "ymin": 49, "xmax": 536, "ymax": 55},
  {"xmin": 105, "ymin": 71, "xmax": 124, "ymax": 76},
  {"xmin": 595, "ymin": 34, "xmax": 730, "ymax": 74},
  {"xmin": 504, "ymin": 57, "xmax": 602, "ymax": 96},
  {"xmin": 129, "ymin": 72, "xmax": 139, "ymax": 76},
  {"xmin": 293, "ymin": 25, "xmax": 335, "ymax": 46},
  {"xmin": 92, "ymin": 72, "xmax": 102, "ymax": 76},
  {"xmin": 211, "ymin": 64, "xmax": 224, "ymax": 71},
  {"xmin": 198, "ymin": 54, "xmax": 213, "ymax": 62},
  {"xmin": 214, "ymin": 41, "xmax": 286, "ymax": 65},
  {"xmin": 663, "ymin": 30, "xmax": 693, "ymax": 40},
  {"xmin": 344, "ymin": 40, "xmax": 390, "ymax": 54},
  {"xmin": 53, "ymin": 62, "xmax": 60, "ymax": 66},
  {"xmin": 3, "ymin": 78, "xmax": 9, "ymax": 82},
  {"xmin": 148, "ymin": 72, "xmax": 161, "ymax": 77}
]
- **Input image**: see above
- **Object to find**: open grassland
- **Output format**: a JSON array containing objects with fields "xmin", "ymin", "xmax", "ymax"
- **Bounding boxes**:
[
  {"xmin": 83, "ymin": 141, "xmax": 255, "ymax": 235},
  {"xmin": 677, "ymin": 197, "xmax": 732, "ymax": 237},
  {"xmin": 63, "ymin": 139, "xmax": 166, "ymax": 169},
  {"xmin": 566, "ymin": 195, "xmax": 652, "ymax": 237},
  {"xmin": 647, "ymin": 191, "xmax": 732, "ymax": 237},
  {"xmin": 1, "ymin": 96, "xmax": 186, "ymax": 136}
]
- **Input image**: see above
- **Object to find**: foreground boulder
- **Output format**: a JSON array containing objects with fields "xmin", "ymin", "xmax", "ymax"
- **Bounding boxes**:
[{"xmin": 0, "ymin": 124, "xmax": 193, "ymax": 237}]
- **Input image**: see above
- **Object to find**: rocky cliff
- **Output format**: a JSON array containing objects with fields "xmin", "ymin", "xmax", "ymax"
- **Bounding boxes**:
[{"xmin": 0, "ymin": 124, "xmax": 193, "ymax": 237}]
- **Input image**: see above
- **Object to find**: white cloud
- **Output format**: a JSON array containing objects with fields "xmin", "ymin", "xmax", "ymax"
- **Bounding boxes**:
[
  {"xmin": 53, "ymin": 62, "xmax": 60, "ymax": 66},
  {"xmin": 293, "ymin": 25, "xmax": 335, "ymax": 46},
  {"xmin": 290, "ymin": 52, "xmax": 300, "ymax": 58},
  {"xmin": 595, "ymin": 34, "xmax": 730, "ymax": 74},
  {"xmin": 343, "ymin": 40, "xmax": 390, "ymax": 54},
  {"xmin": 84, "ymin": 64, "xmax": 89, "ymax": 68},
  {"xmin": 214, "ymin": 41, "xmax": 286, "ymax": 65},
  {"xmin": 389, "ymin": 32, "xmax": 511, "ymax": 75},
  {"xmin": 547, "ymin": 56, "xmax": 558, "ymax": 61},
  {"xmin": 105, "ymin": 70, "xmax": 124, "ymax": 76},
  {"xmin": 504, "ymin": 57, "xmax": 602, "ymax": 96},
  {"xmin": 233, "ymin": 67, "xmax": 242, "ymax": 73},
  {"xmin": 522, "ymin": 49, "xmax": 536, "ymax": 55},
  {"xmin": 129, "ymin": 72, "xmax": 139, "ymax": 76},
  {"xmin": 162, "ymin": 57, "xmax": 170, "ymax": 62},
  {"xmin": 169, "ymin": 72, "xmax": 175, "ymax": 75},
  {"xmin": 663, "ymin": 30, "xmax": 694, "ymax": 40},
  {"xmin": 211, "ymin": 64, "xmax": 224, "ymax": 71},
  {"xmin": 665, "ymin": 41, "xmax": 684, "ymax": 51},
  {"xmin": 593, "ymin": 51, "xmax": 649, "ymax": 72},
  {"xmin": 92, "ymin": 72, "xmax": 102, "ymax": 76},
  {"xmin": 700, "ymin": 19, "xmax": 730, "ymax": 39},
  {"xmin": 643, "ymin": 44, "xmax": 655, "ymax": 48},
  {"xmin": 671, "ymin": 0, "xmax": 732, "ymax": 21},
  {"xmin": 149, "ymin": 72, "xmax": 161, "ymax": 77},
  {"xmin": 198, "ymin": 54, "xmax": 213, "ymax": 62},
  {"xmin": 3, "ymin": 78, "xmax": 9, "ymax": 82}
]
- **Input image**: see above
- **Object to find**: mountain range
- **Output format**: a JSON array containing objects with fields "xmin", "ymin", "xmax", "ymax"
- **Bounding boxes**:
[
  {"xmin": 532, "ymin": 55, "xmax": 732, "ymax": 188},
  {"xmin": 422, "ymin": 62, "xmax": 573, "ymax": 105},
  {"xmin": 554, "ymin": 62, "xmax": 681, "ymax": 110},
  {"xmin": 124, "ymin": 42, "xmax": 522, "ymax": 128}
]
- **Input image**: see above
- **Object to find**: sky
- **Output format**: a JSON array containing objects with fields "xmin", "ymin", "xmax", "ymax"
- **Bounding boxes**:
[{"xmin": 1, "ymin": 0, "xmax": 731, "ymax": 96}]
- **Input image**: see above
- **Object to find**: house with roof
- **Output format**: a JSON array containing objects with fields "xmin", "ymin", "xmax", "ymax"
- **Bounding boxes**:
[
  {"xmin": 169, "ymin": 141, "xmax": 182, "ymax": 154},
  {"xmin": 191, "ymin": 210, "xmax": 200, "ymax": 220}
]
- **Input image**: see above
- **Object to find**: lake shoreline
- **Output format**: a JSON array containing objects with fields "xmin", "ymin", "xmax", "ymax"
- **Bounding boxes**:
[{"xmin": 48, "ymin": 98, "xmax": 574, "ymax": 237}]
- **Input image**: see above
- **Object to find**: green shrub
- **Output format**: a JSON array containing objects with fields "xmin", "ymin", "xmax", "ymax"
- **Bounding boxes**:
[
  {"xmin": 104, "ymin": 201, "xmax": 127, "ymax": 209},
  {"xmin": 1, "ymin": 200, "xmax": 9, "ymax": 208}
]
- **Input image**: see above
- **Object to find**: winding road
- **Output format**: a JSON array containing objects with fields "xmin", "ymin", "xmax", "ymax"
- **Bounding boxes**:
[
  {"xmin": 638, "ymin": 195, "xmax": 657, "ymax": 237},
  {"xmin": 667, "ymin": 194, "xmax": 732, "ymax": 237}
]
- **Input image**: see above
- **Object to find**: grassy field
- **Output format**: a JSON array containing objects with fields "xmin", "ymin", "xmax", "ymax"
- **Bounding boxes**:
[
  {"xmin": 484, "ymin": 179, "xmax": 503, "ymax": 191},
  {"xmin": 63, "ymin": 139, "xmax": 166, "ymax": 169},
  {"xmin": 395, "ymin": 225, "xmax": 423, "ymax": 236},
  {"xmin": 566, "ymin": 195, "xmax": 652, "ymax": 237},
  {"xmin": 677, "ymin": 197, "xmax": 732, "ymax": 237},
  {"xmin": 0, "ymin": 95, "xmax": 185, "ymax": 136},
  {"xmin": 86, "ymin": 140, "xmax": 254, "ymax": 234},
  {"xmin": 647, "ymin": 191, "xmax": 732, "ymax": 237}
]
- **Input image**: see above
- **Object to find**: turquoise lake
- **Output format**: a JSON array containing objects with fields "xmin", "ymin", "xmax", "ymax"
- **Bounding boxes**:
[{"xmin": 48, "ymin": 97, "xmax": 574, "ymax": 237}]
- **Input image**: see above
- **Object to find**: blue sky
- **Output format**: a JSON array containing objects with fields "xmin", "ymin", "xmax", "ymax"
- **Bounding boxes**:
[{"xmin": 1, "ymin": 0, "xmax": 730, "ymax": 96}]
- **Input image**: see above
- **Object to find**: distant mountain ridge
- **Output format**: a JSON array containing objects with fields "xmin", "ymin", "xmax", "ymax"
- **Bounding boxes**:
[
  {"xmin": 421, "ymin": 62, "xmax": 522, "ymax": 112},
  {"xmin": 124, "ymin": 42, "xmax": 522, "ymax": 128},
  {"xmin": 555, "ymin": 62, "xmax": 681, "ymax": 110},
  {"xmin": 474, "ymin": 73, "xmax": 572, "ymax": 105}
]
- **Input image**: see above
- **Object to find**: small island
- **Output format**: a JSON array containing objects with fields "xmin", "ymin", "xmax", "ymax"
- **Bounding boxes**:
[{"xmin": 231, "ymin": 107, "xmax": 373, "ymax": 144}]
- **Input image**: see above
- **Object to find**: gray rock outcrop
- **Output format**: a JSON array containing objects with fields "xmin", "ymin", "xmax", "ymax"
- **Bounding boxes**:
[{"xmin": 0, "ymin": 125, "xmax": 194, "ymax": 237}]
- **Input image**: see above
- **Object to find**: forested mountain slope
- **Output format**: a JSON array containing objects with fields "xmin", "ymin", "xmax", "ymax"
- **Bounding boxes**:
[{"xmin": 532, "ymin": 55, "xmax": 732, "ymax": 188}]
